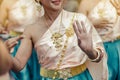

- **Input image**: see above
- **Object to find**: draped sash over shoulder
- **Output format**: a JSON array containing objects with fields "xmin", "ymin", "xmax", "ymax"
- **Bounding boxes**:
[
  {"xmin": 88, "ymin": 0, "xmax": 120, "ymax": 41},
  {"xmin": 35, "ymin": 10, "xmax": 108, "ymax": 80}
]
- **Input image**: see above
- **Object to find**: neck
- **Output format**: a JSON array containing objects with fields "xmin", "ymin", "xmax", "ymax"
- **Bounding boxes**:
[{"xmin": 44, "ymin": 8, "xmax": 63, "ymax": 22}]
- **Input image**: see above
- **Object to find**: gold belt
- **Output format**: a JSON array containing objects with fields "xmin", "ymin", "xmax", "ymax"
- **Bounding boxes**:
[{"xmin": 40, "ymin": 63, "xmax": 86, "ymax": 79}]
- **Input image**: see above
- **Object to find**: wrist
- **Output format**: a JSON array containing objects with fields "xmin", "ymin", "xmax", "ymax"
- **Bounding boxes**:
[
  {"xmin": 88, "ymin": 47, "xmax": 104, "ymax": 62},
  {"xmin": 86, "ymin": 48, "xmax": 97, "ymax": 60}
]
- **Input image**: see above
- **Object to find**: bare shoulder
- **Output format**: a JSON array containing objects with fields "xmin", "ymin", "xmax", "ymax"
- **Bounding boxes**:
[
  {"xmin": 78, "ymin": 0, "xmax": 92, "ymax": 14},
  {"xmin": 23, "ymin": 18, "xmax": 44, "ymax": 39},
  {"xmin": 24, "ymin": 18, "xmax": 44, "ymax": 32},
  {"xmin": 80, "ymin": 0, "xmax": 98, "ymax": 5},
  {"xmin": 78, "ymin": 0, "xmax": 99, "ymax": 15}
]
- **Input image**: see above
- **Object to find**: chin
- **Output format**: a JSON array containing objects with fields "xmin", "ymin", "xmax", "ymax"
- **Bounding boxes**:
[{"xmin": 50, "ymin": 1, "xmax": 63, "ymax": 11}]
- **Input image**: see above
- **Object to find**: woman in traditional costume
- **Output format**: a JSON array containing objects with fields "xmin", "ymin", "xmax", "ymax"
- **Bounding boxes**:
[{"xmin": 5, "ymin": 0, "xmax": 108, "ymax": 80}]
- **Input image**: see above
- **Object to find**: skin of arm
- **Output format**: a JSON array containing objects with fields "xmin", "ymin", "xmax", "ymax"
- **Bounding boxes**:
[
  {"xmin": 11, "ymin": 27, "xmax": 32, "ymax": 72},
  {"xmin": 0, "ymin": 39, "xmax": 12, "ymax": 75},
  {"xmin": 0, "ymin": 0, "xmax": 9, "ymax": 28},
  {"xmin": 78, "ymin": 0, "xmax": 99, "ymax": 16},
  {"xmin": 78, "ymin": 0, "xmax": 89, "ymax": 15}
]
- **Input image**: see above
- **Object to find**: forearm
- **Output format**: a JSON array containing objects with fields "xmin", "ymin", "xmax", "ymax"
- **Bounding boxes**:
[
  {"xmin": 11, "ymin": 38, "xmax": 32, "ymax": 72},
  {"xmin": 0, "ymin": 39, "xmax": 23, "ymax": 73},
  {"xmin": 0, "ymin": 39, "xmax": 12, "ymax": 75},
  {"xmin": 11, "ymin": 57, "xmax": 25, "ymax": 72}
]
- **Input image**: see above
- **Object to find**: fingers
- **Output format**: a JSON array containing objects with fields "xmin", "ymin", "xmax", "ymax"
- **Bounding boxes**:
[
  {"xmin": 77, "ymin": 21, "xmax": 87, "ymax": 33},
  {"xmin": 73, "ymin": 21, "xmax": 81, "ymax": 44},
  {"xmin": 14, "ymin": 35, "xmax": 25, "ymax": 41},
  {"xmin": 76, "ymin": 21, "xmax": 82, "ymax": 33},
  {"xmin": 81, "ymin": 21, "xmax": 87, "ymax": 33},
  {"xmin": 110, "ymin": 0, "xmax": 120, "ymax": 9},
  {"xmin": 5, "ymin": 39, "xmax": 17, "ymax": 50},
  {"xmin": 114, "ymin": 0, "xmax": 119, "ymax": 6},
  {"xmin": 73, "ymin": 20, "xmax": 87, "ymax": 33},
  {"xmin": 73, "ymin": 20, "xmax": 88, "ymax": 44},
  {"xmin": 110, "ymin": 0, "xmax": 115, "ymax": 7},
  {"xmin": 7, "ymin": 41, "xmax": 18, "ymax": 50},
  {"xmin": 89, "ymin": 26, "xmax": 92, "ymax": 34},
  {"xmin": 5, "ymin": 35, "xmax": 25, "ymax": 50},
  {"xmin": 73, "ymin": 21, "xmax": 80, "ymax": 37}
]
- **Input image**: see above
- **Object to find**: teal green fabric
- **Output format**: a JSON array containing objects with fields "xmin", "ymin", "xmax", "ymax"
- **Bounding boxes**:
[
  {"xmin": 10, "ymin": 41, "xmax": 42, "ymax": 80},
  {"xmin": 41, "ymin": 69, "xmax": 93, "ymax": 80},
  {"xmin": 104, "ymin": 39, "xmax": 120, "ymax": 80}
]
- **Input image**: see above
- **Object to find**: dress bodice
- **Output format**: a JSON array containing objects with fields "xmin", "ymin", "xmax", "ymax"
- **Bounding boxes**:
[{"xmin": 34, "ymin": 10, "xmax": 102, "ymax": 70}]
